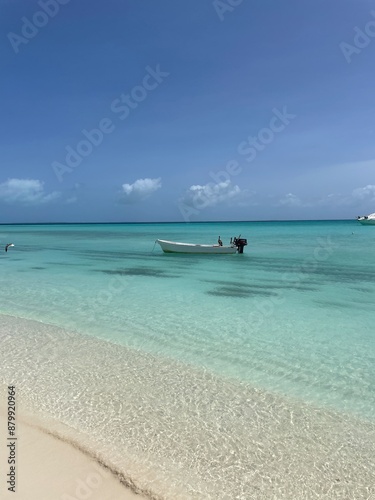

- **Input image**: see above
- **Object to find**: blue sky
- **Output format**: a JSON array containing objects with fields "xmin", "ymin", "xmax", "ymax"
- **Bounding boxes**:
[{"xmin": 1, "ymin": 0, "xmax": 375, "ymax": 223}]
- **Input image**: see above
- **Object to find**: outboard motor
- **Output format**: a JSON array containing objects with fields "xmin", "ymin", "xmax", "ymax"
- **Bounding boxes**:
[{"xmin": 233, "ymin": 236, "xmax": 247, "ymax": 253}]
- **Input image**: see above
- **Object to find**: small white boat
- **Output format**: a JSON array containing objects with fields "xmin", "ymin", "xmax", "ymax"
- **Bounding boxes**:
[
  {"xmin": 357, "ymin": 213, "xmax": 375, "ymax": 225},
  {"xmin": 156, "ymin": 237, "xmax": 247, "ymax": 254}
]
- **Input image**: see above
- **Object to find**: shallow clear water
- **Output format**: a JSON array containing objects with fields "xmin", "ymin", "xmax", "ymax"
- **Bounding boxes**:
[
  {"xmin": 0, "ymin": 221, "xmax": 375, "ymax": 498},
  {"xmin": 0, "ymin": 220, "xmax": 374, "ymax": 419}
]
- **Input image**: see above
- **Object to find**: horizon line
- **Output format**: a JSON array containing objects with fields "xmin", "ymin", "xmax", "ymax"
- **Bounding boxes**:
[{"xmin": 0, "ymin": 218, "xmax": 355, "ymax": 225}]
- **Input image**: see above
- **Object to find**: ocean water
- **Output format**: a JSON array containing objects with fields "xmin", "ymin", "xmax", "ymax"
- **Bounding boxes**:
[{"xmin": 1, "ymin": 221, "xmax": 375, "ymax": 498}]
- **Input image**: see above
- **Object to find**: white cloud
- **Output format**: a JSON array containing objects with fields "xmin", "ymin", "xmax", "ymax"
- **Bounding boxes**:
[
  {"xmin": 120, "ymin": 177, "xmax": 161, "ymax": 203},
  {"xmin": 65, "ymin": 196, "xmax": 78, "ymax": 204},
  {"xmin": 0, "ymin": 179, "xmax": 60, "ymax": 205},
  {"xmin": 277, "ymin": 185, "xmax": 375, "ymax": 210},
  {"xmin": 352, "ymin": 184, "xmax": 375, "ymax": 201},
  {"xmin": 180, "ymin": 180, "xmax": 246, "ymax": 209},
  {"xmin": 278, "ymin": 193, "xmax": 303, "ymax": 207},
  {"xmin": 319, "ymin": 185, "xmax": 375, "ymax": 208}
]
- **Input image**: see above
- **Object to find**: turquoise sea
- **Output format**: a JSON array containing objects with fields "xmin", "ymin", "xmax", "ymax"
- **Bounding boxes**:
[{"xmin": 1, "ymin": 220, "xmax": 375, "ymax": 499}]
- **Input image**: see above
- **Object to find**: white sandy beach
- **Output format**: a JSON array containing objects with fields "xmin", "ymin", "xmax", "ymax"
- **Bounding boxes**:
[
  {"xmin": 1, "ymin": 314, "xmax": 375, "ymax": 499},
  {"xmin": 0, "ymin": 409, "xmax": 144, "ymax": 500}
]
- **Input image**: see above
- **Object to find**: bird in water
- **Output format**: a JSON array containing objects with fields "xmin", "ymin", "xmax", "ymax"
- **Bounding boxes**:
[{"xmin": 5, "ymin": 243, "xmax": 14, "ymax": 252}]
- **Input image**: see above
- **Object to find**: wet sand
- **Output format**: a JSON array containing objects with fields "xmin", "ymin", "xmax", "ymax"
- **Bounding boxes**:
[
  {"xmin": 1, "ymin": 314, "xmax": 375, "ymax": 499},
  {"xmin": 0, "ymin": 409, "xmax": 144, "ymax": 500}
]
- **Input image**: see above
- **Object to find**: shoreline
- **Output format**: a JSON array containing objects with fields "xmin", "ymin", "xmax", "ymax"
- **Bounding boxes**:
[
  {"xmin": 1, "ymin": 313, "xmax": 375, "ymax": 499},
  {"xmin": 0, "ymin": 407, "xmax": 145, "ymax": 500}
]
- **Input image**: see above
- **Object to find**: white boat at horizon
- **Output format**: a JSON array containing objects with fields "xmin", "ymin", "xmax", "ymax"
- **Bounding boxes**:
[
  {"xmin": 357, "ymin": 213, "xmax": 375, "ymax": 225},
  {"xmin": 156, "ymin": 237, "xmax": 247, "ymax": 254}
]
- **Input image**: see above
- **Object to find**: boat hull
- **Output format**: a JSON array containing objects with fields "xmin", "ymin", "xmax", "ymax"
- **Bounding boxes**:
[
  {"xmin": 358, "ymin": 219, "xmax": 375, "ymax": 225},
  {"xmin": 156, "ymin": 239, "xmax": 238, "ymax": 254},
  {"xmin": 357, "ymin": 212, "xmax": 375, "ymax": 225}
]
